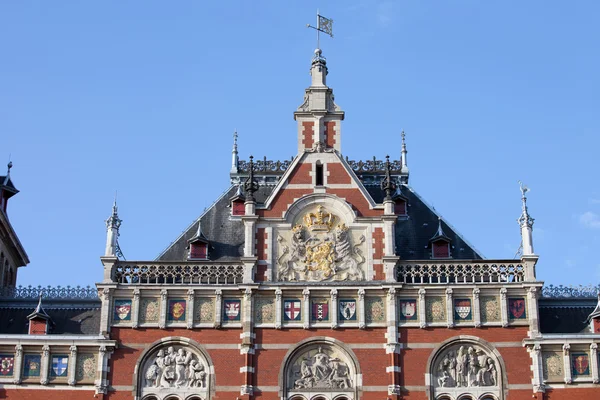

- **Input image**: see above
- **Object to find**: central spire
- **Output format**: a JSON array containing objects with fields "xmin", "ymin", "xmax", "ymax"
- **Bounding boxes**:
[{"xmin": 294, "ymin": 48, "xmax": 345, "ymax": 154}]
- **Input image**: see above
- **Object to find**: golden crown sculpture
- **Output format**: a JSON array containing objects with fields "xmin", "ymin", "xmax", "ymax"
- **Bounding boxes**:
[{"xmin": 303, "ymin": 206, "xmax": 337, "ymax": 232}]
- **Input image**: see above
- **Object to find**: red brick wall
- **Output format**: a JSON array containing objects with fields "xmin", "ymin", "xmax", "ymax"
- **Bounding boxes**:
[
  {"xmin": 302, "ymin": 121, "xmax": 314, "ymax": 150},
  {"xmin": 28, "ymin": 319, "xmax": 47, "ymax": 335},
  {"xmin": 326, "ymin": 189, "xmax": 383, "ymax": 217},
  {"xmin": 256, "ymin": 228, "xmax": 268, "ymax": 282},
  {"xmin": 327, "ymin": 162, "xmax": 351, "ymax": 184},
  {"xmin": 0, "ymin": 389, "xmax": 100, "ymax": 400},
  {"xmin": 288, "ymin": 163, "xmax": 312, "ymax": 185},
  {"xmin": 258, "ymin": 189, "xmax": 313, "ymax": 217},
  {"xmin": 324, "ymin": 121, "xmax": 336, "ymax": 148}
]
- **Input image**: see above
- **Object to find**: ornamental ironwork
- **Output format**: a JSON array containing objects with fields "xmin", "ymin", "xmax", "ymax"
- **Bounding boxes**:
[
  {"xmin": 238, "ymin": 157, "xmax": 292, "ymax": 174},
  {"xmin": 541, "ymin": 284, "xmax": 600, "ymax": 299},
  {"xmin": 345, "ymin": 157, "xmax": 403, "ymax": 174},
  {"xmin": 112, "ymin": 262, "xmax": 245, "ymax": 285},
  {"xmin": 0, "ymin": 285, "xmax": 99, "ymax": 299},
  {"xmin": 396, "ymin": 261, "xmax": 525, "ymax": 284}
]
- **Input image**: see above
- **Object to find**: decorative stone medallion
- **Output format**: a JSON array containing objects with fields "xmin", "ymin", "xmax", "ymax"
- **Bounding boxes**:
[
  {"xmin": 453, "ymin": 298, "xmax": 472, "ymax": 322},
  {"xmin": 276, "ymin": 206, "xmax": 365, "ymax": 282},
  {"xmin": 365, "ymin": 297, "xmax": 385, "ymax": 323},
  {"xmin": 426, "ymin": 296, "xmax": 446, "ymax": 323},
  {"xmin": 0, "ymin": 354, "xmax": 14, "ymax": 376},
  {"xmin": 571, "ymin": 352, "xmax": 590, "ymax": 376},
  {"xmin": 311, "ymin": 298, "xmax": 330, "ymax": 322},
  {"xmin": 168, "ymin": 299, "xmax": 186, "ymax": 322},
  {"xmin": 480, "ymin": 296, "xmax": 500, "ymax": 323},
  {"xmin": 140, "ymin": 344, "xmax": 210, "ymax": 399},
  {"xmin": 399, "ymin": 299, "xmax": 418, "ymax": 321},
  {"xmin": 542, "ymin": 351, "xmax": 563, "ymax": 382},
  {"xmin": 194, "ymin": 297, "xmax": 214, "ymax": 323},
  {"xmin": 508, "ymin": 298, "xmax": 526, "ymax": 320},
  {"xmin": 140, "ymin": 298, "xmax": 160, "ymax": 323},
  {"xmin": 287, "ymin": 345, "xmax": 354, "ymax": 391},
  {"xmin": 113, "ymin": 299, "xmax": 132, "ymax": 323},
  {"xmin": 75, "ymin": 353, "xmax": 97, "ymax": 382},
  {"xmin": 255, "ymin": 297, "xmax": 275, "ymax": 324}
]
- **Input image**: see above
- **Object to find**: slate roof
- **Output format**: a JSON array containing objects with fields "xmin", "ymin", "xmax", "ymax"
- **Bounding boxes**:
[
  {"xmin": 0, "ymin": 299, "xmax": 101, "ymax": 335},
  {"xmin": 0, "ymin": 175, "xmax": 18, "ymax": 194},
  {"xmin": 538, "ymin": 298, "xmax": 597, "ymax": 334},
  {"xmin": 158, "ymin": 174, "xmax": 482, "ymax": 262}
]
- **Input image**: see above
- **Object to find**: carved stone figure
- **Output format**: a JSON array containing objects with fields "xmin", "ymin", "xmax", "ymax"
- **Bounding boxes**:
[
  {"xmin": 434, "ymin": 344, "xmax": 498, "ymax": 389},
  {"xmin": 292, "ymin": 346, "xmax": 353, "ymax": 390},
  {"xmin": 142, "ymin": 345, "xmax": 208, "ymax": 390},
  {"xmin": 277, "ymin": 207, "xmax": 365, "ymax": 282}
]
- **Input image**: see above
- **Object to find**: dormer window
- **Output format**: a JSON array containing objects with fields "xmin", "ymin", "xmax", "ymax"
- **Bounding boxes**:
[
  {"xmin": 394, "ymin": 199, "xmax": 407, "ymax": 215},
  {"xmin": 189, "ymin": 242, "xmax": 208, "ymax": 259},
  {"xmin": 432, "ymin": 240, "xmax": 450, "ymax": 258},
  {"xmin": 232, "ymin": 199, "xmax": 245, "ymax": 216}
]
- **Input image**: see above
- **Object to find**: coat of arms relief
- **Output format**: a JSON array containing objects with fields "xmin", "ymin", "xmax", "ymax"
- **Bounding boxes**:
[{"xmin": 277, "ymin": 206, "xmax": 365, "ymax": 282}]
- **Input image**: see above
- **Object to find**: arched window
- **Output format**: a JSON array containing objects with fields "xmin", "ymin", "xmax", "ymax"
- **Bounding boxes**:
[
  {"xmin": 280, "ymin": 338, "xmax": 360, "ymax": 400},
  {"xmin": 135, "ymin": 338, "xmax": 214, "ymax": 400},
  {"xmin": 428, "ymin": 337, "xmax": 505, "ymax": 400}
]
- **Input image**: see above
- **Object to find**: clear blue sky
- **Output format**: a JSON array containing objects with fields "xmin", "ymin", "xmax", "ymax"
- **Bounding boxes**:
[{"xmin": 1, "ymin": 1, "xmax": 598, "ymax": 288}]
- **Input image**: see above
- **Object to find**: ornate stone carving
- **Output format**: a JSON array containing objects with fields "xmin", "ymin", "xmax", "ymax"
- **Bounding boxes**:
[
  {"xmin": 142, "ymin": 345, "xmax": 209, "ymax": 397},
  {"xmin": 434, "ymin": 344, "xmax": 499, "ymax": 390},
  {"xmin": 290, "ymin": 346, "xmax": 353, "ymax": 390},
  {"xmin": 277, "ymin": 207, "xmax": 365, "ymax": 282}
]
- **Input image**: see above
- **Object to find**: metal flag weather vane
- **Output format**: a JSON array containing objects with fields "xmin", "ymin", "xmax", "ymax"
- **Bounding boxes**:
[{"xmin": 307, "ymin": 11, "xmax": 333, "ymax": 49}]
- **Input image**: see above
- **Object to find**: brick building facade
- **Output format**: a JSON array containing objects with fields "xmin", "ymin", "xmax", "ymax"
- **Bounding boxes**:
[{"xmin": 0, "ymin": 48, "xmax": 599, "ymax": 400}]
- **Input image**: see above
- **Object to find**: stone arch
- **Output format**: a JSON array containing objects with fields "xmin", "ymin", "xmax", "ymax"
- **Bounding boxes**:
[
  {"xmin": 132, "ymin": 337, "xmax": 215, "ymax": 400},
  {"xmin": 284, "ymin": 194, "xmax": 357, "ymax": 226},
  {"xmin": 278, "ymin": 336, "xmax": 361, "ymax": 400},
  {"xmin": 426, "ymin": 336, "xmax": 508, "ymax": 400}
]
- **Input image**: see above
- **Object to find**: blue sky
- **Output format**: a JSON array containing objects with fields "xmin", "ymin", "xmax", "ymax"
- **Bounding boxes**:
[{"xmin": 1, "ymin": 1, "xmax": 599, "ymax": 288}]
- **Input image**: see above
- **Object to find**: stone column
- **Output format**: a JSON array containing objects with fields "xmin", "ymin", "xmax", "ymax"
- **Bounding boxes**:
[
  {"xmin": 302, "ymin": 288, "xmax": 310, "ymax": 329},
  {"xmin": 500, "ymin": 288, "xmax": 508, "ymax": 328},
  {"xmin": 13, "ymin": 344, "xmax": 23, "ymax": 384},
  {"xmin": 95, "ymin": 345, "xmax": 109, "ymax": 395},
  {"xmin": 275, "ymin": 288, "xmax": 282, "ymax": 329},
  {"xmin": 530, "ymin": 343, "xmax": 545, "ymax": 394},
  {"xmin": 445, "ymin": 288, "xmax": 454, "ymax": 328},
  {"xmin": 187, "ymin": 289, "xmax": 195, "ymax": 329},
  {"xmin": 330, "ymin": 289, "xmax": 338, "ymax": 329},
  {"xmin": 40, "ymin": 345, "xmax": 50, "ymax": 385},
  {"xmin": 527, "ymin": 286, "xmax": 540, "ymax": 337},
  {"xmin": 358, "ymin": 289, "xmax": 366, "ymax": 329},
  {"xmin": 240, "ymin": 287, "xmax": 255, "ymax": 398},
  {"xmin": 473, "ymin": 288, "xmax": 481, "ymax": 328},
  {"xmin": 68, "ymin": 345, "xmax": 77, "ymax": 386},
  {"xmin": 214, "ymin": 289, "xmax": 223, "ymax": 328},
  {"xmin": 159, "ymin": 289, "xmax": 167, "ymax": 329},
  {"xmin": 591, "ymin": 343, "xmax": 599, "ymax": 384},
  {"xmin": 98, "ymin": 286, "xmax": 115, "ymax": 336},
  {"xmin": 418, "ymin": 288, "xmax": 427, "ymax": 329},
  {"xmin": 131, "ymin": 288, "xmax": 140, "ymax": 329},
  {"xmin": 563, "ymin": 343, "xmax": 572, "ymax": 384},
  {"xmin": 386, "ymin": 287, "xmax": 401, "ymax": 397}
]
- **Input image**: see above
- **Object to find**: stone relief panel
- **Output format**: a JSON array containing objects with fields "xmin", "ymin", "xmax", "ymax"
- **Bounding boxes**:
[
  {"xmin": 194, "ymin": 297, "xmax": 215, "ymax": 323},
  {"xmin": 276, "ymin": 206, "xmax": 366, "ymax": 282},
  {"xmin": 542, "ymin": 351, "xmax": 563, "ymax": 382},
  {"xmin": 140, "ymin": 298, "xmax": 160, "ymax": 323},
  {"xmin": 426, "ymin": 296, "xmax": 446, "ymax": 323},
  {"xmin": 75, "ymin": 353, "xmax": 97, "ymax": 383},
  {"xmin": 433, "ymin": 343, "xmax": 501, "ymax": 400},
  {"xmin": 255, "ymin": 297, "xmax": 276, "ymax": 324},
  {"xmin": 365, "ymin": 297, "xmax": 385, "ymax": 323},
  {"xmin": 480, "ymin": 296, "xmax": 501, "ymax": 323},
  {"xmin": 287, "ymin": 345, "xmax": 354, "ymax": 391},
  {"xmin": 140, "ymin": 344, "xmax": 210, "ymax": 400}
]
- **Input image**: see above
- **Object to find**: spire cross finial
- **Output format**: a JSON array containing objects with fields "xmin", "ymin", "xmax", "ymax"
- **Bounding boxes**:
[
  {"xmin": 381, "ymin": 155, "xmax": 396, "ymax": 200},
  {"xmin": 307, "ymin": 11, "xmax": 333, "ymax": 50},
  {"xmin": 244, "ymin": 155, "xmax": 259, "ymax": 202}
]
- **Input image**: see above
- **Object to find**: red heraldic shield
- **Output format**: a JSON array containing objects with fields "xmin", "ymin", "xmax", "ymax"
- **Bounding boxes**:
[
  {"xmin": 509, "ymin": 298, "xmax": 526, "ymax": 319},
  {"xmin": 312, "ymin": 301, "xmax": 329, "ymax": 321}
]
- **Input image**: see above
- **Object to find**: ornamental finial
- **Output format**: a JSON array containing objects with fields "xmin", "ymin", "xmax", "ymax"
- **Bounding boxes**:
[
  {"xmin": 381, "ymin": 155, "xmax": 396, "ymax": 201},
  {"xmin": 231, "ymin": 130, "xmax": 239, "ymax": 173},
  {"xmin": 244, "ymin": 155, "xmax": 259, "ymax": 202},
  {"xmin": 401, "ymin": 129, "xmax": 408, "ymax": 172},
  {"xmin": 518, "ymin": 180, "xmax": 535, "ymax": 256},
  {"xmin": 104, "ymin": 194, "xmax": 124, "ymax": 258}
]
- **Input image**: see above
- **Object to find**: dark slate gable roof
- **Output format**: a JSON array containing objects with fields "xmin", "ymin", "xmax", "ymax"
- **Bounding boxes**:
[
  {"xmin": 0, "ymin": 299, "xmax": 101, "ymax": 335},
  {"xmin": 158, "ymin": 186, "xmax": 247, "ymax": 261},
  {"xmin": 365, "ymin": 184, "xmax": 482, "ymax": 260},
  {"xmin": 539, "ymin": 298, "xmax": 596, "ymax": 333},
  {"xmin": 159, "ymin": 181, "xmax": 482, "ymax": 261}
]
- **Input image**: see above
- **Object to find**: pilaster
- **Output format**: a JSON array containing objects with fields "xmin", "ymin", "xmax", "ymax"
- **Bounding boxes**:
[
  {"xmin": 527, "ymin": 286, "xmax": 540, "ymax": 337},
  {"xmin": 445, "ymin": 287, "xmax": 454, "ymax": 328},
  {"xmin": 13, "ymin": 344, "xmax": 22, "ymax": 384},
  {"xmin": 500, "ymin": 288, "xmax": 508, "ymax": 328},
  {"xmin": 214, "ymin": 289, "xmax": 223, "ymax": 328},
  {"xmin": 330, "ymin": 289, "xmax": 338, "ymax": 329},
  {"xmin": 100, "ymin": 256, "xmax": 118, "ymax": 284},
  {"xmin": 187, "ymin": 289, "xmax": 195, "ymax": 329},
  {"xmin": 530, "ymin": 343, "xmax": 545, "ymax": 393},
  {"xmin": 302, "ymin": 288, "xmax": 310, "ymax": 329},
  {"xmin": 131, "ymin": 288, "xmax": 140, "ymax": 329},
  {"xmin": 275, "ymin": 288, "xmax": 283, "ymax": 329},
  {"xmin": 473, "ymin": 288, "xmax": 481, "ymax": 328},
  {"xmin": 159, "ymin": 289, "xmax": 167, "ymax": 329},
  {"xmin": 418, "ymin": 288, "xmax": 427, "ymax": 329},
  {"xmin": 97, "ymin": 285, "xmax": 116, "ymax": 336},
  {"xmin": 563, "ymin": 343, "xmax": 572, "ymax": 384},
  {"xmin": 591, "ymin": 343, "xmax": 599, "ymax": 384},
  {"xmin": 358, "ymin": 288, "xmax": 366, "ymax": 329},
  {"xmin": 68, "ymin": 345, "xmax": 77, "ymax": 386},
  {"xmin": 40, "ymin": 344, "xmax": 50, "ymax": 385},
  {"xmin": 385, "ymin": 288, "xmax": 401, "ymax": 397}
]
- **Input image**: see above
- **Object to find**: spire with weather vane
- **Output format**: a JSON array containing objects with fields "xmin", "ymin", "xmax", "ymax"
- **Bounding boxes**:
[
  {"xmin": 518, "ymin": 181, "xmax": 535, "ymax": 256},
  {"xmin": 231, "ymin": 130, "xmax": 239, "ymax": 174},
  {"xmin": 105, "ymin": 194, "xmax": 124, "ymax": 259}
]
